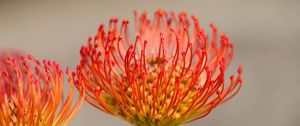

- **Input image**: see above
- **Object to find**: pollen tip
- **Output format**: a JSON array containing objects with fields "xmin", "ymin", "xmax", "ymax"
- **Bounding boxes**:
[
  {"xmin": 28, "ymin": 54, "xmax": 35, "ymax": 60},
  {"xmin": 144, "ymin": 40, "xmax": 148, "ymax": 46},
  {"xmin": 238, "ymin": 66, "xmax": 243, "ymax": 73},
  {"xmin": 21, "ymin": 55, "xmax": 26, "ymax": 60},
  {"xmin": 191, "ymin": 15, "xmax": 198, "ymax": 21},
  {"xmin": 230, "ymin": 75, "xmax": 235, "ymax": 81},
  {"xmin": 238, "ymin": 78, "xmax": 243, "ymax": 83},
  {"xmin": 6, "ymin": 57, "xmax": 15, "ymax": 65},
  {"xmin": 209, "ymin": 23, "xmax": 216, "ymax": 30},
  {"xmin": 66, "ymin": 67, "xmax": 72, "ymax": 75},
  {"xmin": 88, "ymin": 36, "xmax": 92, "ymax": 42},
  {"xmin": 170, "ymin": 28, "xmax": 175, "ymax": 32},
  {"xmin": 122, "ymin": 20, "xmax": 129, "ymax": 24},
  {"xmin": 136, "ymin": 35, "xmax": 140, "ymax": 40},
  {"xmin": 98, "ymin": 24, "xmax": 104, "ymax": 31},
  {"xmin": 229, "ymin": 43, "xmax": 234, "ymax": 48},
  {"xmin": 94, "ymin": 35, "xmax": 99, "ymax": 41}
]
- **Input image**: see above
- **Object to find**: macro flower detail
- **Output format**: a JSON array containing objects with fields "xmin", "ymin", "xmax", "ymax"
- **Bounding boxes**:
[
  {"xmin": 0, "ymin": 51, "xmax": 85, "ymax": 126},
  {"xmin": 77, "ymin": 10, "xmax": 243, "ymax": 126}
]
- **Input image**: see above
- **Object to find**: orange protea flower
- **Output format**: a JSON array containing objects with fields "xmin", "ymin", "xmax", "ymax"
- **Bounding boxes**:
[
  {"xmin": 77, "ymin": 10, "xmax": 243, "ymax": 126},
  {"xmin": 0, "ymin": 51, "xmax": 85, "ymax": 126}
]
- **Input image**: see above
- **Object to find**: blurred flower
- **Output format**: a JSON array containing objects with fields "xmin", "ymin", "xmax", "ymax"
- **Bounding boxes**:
[
  {"xmin": 77, "ymin": 10, "xmax": 243, "ymax": 126},
  {"xmin": 0, "ymin": 51, "xmax": 85, "ymax": 126}
]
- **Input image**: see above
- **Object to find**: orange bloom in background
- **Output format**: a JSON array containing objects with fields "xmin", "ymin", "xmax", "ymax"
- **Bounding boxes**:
[
  {"xmin": 77, "ymin": 10, "xmax": 243, "ymax": 126},
  {"xmin": 0, "ymin": 51, "xmax": 85, "ymax": 126}
]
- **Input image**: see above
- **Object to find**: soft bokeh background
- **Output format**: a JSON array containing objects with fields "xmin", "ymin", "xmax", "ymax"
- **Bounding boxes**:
[{"xmin": 1, "ymin": 0, "xmax": 300, "ymax": 126}]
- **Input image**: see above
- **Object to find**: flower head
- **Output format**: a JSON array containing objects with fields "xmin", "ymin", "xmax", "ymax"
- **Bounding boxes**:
[
  {"xmin": 77, "ymin": 10, "xmax": 243, "ymax": 126},
  {"xmin": 0, "ymin": 51, "xmax": 85, "ymax": 126}
]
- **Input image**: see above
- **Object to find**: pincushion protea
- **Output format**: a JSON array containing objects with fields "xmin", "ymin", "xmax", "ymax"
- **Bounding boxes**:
[
  {"xmin": 0, "ymin": 51, "xmax": 85, "ymax": 126},
  {"xmin": 77, "ymin": 10, "xmax": 243, "ymax": 126}
]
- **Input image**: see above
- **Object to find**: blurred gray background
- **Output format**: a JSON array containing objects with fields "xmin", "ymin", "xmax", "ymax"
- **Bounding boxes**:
[{"xmin": 1, "ymin": 0, "xmax": 300, "ymax": 126}]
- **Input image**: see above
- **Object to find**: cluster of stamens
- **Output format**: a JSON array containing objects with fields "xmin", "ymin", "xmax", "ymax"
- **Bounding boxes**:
[
  {"xmin": 0, "ymin": 51, "xmax": 85, "ymax": 126},
  {"xmin": 77, "ymin": 10, "xmax": 243, "ymax": 126}
]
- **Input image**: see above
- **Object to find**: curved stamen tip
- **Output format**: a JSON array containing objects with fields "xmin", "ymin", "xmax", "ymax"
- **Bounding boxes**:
[{"xmin": 238, "ymin": 66, "xmax": 243, "ymax": 73}]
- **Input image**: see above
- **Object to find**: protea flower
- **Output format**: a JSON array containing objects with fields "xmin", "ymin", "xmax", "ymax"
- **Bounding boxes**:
[
  {"xmin": 77, "ymin": 10, "xmax": 243, "ymax": 126},
  {"xmin": 0, "ymin": 51, "xmax": 85, "ymax": 126}
]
